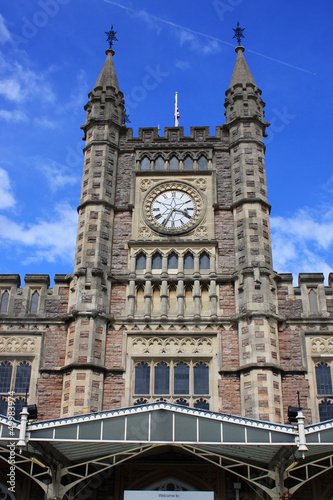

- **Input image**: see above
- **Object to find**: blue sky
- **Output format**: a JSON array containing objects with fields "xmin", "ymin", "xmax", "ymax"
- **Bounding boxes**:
[{"xmin": 0, "ymin": 0, "xmax": 332, "ymax": 285}]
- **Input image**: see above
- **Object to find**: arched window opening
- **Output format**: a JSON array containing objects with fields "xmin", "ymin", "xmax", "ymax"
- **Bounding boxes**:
[
  {"xmin": 198, "ymin": 156, "xmax": 208, "ymax": 169},
  {"xmin": 168, "ymin": 285, "xmax": 177, "ymax": 312},
  {"xmin": 155, "ymin": 156, "xmax": 164, "ymax": 170},
  {"xmin": 168, "ymin": 252, "xmax": 178, "ymax": 269},
  {"xmin": 0, "ymin": 291, "xmax": 9, "ymax": 313},
  {"xmin": 30, "ymin": 291, "xmax": 39, "ymax": 313},
  {"xmin": 0, "ymin": 397, "xmax": 8, "ymax": 417},
  {"xmin": 201, "ymin": 285, "xmax": 210, "ymax": 311},
  {"xmin": 0, "ymin": 361, "xmax": 13, "ymax": 393},
  {"xmin": 14, "ymin": 397, "xmax": 25, "ymax": 420},
  {"xmin": 184, "ymin": 252, "xmax": 194, "ymax": 270},
  {"xmin": 199, "ymin": 252, "xmax": 210, "ymax": 270},
  {"xmin": 183, "ymin": 156, "xmax": 193, "ymax": 170},
  {"xmin": 134, "ymin": 362, "xmax": 150, "ymax": 394},
  {"xmin": 319, "ymin": 399, "xmax": 333, "ymax": 422},
  {"xmin": 316, "ymin": 362, "xmax": 333, "ymax": 395},
  {"xmin": 194, "ymin": 398, "xmax": 209, "ymax": 410},
  {"xmin": 140, "ymin": 157, "xmax": 150, "ymax": 170},
  {"xmin": 136, "ymin": 252, "xmax": 146, "ymax": 270},
  {"xmin": 176, "ymin": 398, "xmax": 189, "ymax": 407},
  {"xmin": 185, "ymin": 285, "xmax": 193, "ymax": 313},
  {"xmin": 14, "ymin": 361, "xmax": 31, "ymax": 394},
  {"xmin": 152, "ymin": 252, "xmax": 162, "ymax": 269},
  {"xmin": 174, "ymin": 362, "xmax": 189, "ymax": 395},
  {"xmin": 134, "ymin": 397, "xmax": 148, "ymax": 406},
  {"xmin": 309, "ymin": 289, "xmax": 319, "ymax": 313},
  {"xmin": 194, "ymin": 362, "xmax": 209, "ymax": 395},
  {"xmin": 152, "ymin": 285, "xmax": 161, "ymax": 313},
  {"xmin": 136, "ymin": 286, "xmax": 145, "ymax": 312},
  {"xmin": 169, "ymin": 156, "xmax": 179, "ymax": 170},
  {"xmin": 154, "ymin": 362, "xmax": 170, "ymax": 395}
]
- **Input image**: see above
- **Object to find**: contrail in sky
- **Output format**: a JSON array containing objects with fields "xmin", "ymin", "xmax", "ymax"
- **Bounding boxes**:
[{"xmin": 104, "ymin": 0, "xmax": 314, "ymax": 75}]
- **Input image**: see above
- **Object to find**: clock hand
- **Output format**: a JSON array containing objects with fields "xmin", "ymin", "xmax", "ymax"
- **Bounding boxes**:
[
  {"xmin": 162, "ymin": 208, "xmax": 175, "ymax": 226},
  {"xmin": 174, "ymin": 209, "xmax": 191, "ymax": 219}
]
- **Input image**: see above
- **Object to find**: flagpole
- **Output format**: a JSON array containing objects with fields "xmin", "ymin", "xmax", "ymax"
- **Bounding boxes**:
[{"xmin": 174, "ymin": 91, "xmax": 178, "ymax": 127}]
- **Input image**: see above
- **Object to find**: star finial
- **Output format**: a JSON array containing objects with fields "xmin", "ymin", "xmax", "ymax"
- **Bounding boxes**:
[
  {"xmin": 232, "ymin": 22, "xmax": 245, "ymax": 46},
  {"xmin": 105, "ymin": 25, "xmax": 118, "ymax": 49}
]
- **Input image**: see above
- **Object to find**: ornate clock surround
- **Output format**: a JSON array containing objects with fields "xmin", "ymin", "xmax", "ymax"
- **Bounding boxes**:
[{"xmin": 143, "ymin": 180, "xmax": 205, "ymax": 235}]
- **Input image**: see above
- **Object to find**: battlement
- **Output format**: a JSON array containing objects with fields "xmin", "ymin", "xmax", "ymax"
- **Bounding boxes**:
[
  {"xmin": 121, "ymin": 125, "xmax": 230, "ymax": 145},
  {"xmin": 276, "ymin": 272, "xmax": 333, "ymax": 319},
  {"xmin": 0, "ymin": 274, "xmax": 70, "ymax": 318}
]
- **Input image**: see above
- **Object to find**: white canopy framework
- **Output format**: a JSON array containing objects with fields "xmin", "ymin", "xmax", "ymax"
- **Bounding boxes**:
[{"xmin": 1, "ymin": 403, "xmax": 333, "ymax": 499}]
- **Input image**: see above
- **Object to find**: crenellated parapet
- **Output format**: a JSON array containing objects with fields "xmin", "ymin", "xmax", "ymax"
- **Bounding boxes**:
[
  {"xmin": 276, "ymin": 272, "xmax": 333, "ymax": 319},
  {"xmin": 0, "ymin": 274, "xmax": 70, "ymax": 318}
]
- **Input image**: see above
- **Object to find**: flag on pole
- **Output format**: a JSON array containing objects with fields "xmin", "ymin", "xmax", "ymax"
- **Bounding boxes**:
[{"xmin": 174, "ymin": 92, "xmax": 179, "ymax": 127}]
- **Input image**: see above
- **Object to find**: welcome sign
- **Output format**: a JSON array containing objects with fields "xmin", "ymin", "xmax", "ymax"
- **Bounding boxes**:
[{"xmin": 124, "ymin": 492, "xmax": 214, "ymax": 500}]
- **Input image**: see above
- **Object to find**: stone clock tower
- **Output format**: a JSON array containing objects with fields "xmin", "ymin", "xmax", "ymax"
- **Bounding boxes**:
[{"xmin": 58, "ymin": 39, "xmax": 285, "ymax": 422}]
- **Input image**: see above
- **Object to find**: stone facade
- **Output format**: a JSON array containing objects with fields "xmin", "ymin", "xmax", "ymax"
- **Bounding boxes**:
[{"xmin": 0, "ymin": 44, "xmax": 333, "ymax": 499}]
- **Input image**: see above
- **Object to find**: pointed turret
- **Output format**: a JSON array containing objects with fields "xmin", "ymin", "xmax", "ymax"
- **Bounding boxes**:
[
  {"xmin": 229, "ymin": 46, "xmax": 256, "ymax": 88},
  {"xmin": 94, "ymin": 48, "xmax": 120, "ymax": 91}
]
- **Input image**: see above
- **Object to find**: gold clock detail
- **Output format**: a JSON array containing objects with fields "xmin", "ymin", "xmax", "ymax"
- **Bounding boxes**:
[{"xmin": 143, "ymin": 181, "xmax": 204, "ymax": 234}]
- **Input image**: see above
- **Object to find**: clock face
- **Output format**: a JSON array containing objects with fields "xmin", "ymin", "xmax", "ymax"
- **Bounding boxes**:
[
  {"xmin": 143, "ymin": 181, "xmax": 204, "ymax": 235},
  {"xmin": 151, "ymin": 190, "xmax": 195, "ymax": 229}
]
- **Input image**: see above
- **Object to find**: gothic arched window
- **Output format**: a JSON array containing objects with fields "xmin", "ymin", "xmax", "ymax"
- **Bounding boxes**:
[
  {"xmin": 136, "ymin": 252, "xmax": 146, "ymax": 270},
  {"xmin": 0, "ymin": 291, "xmax": 9, "ymax": 313},
  {"xmin": 309, "ymin": 289, "xmax": 319, "ymax": 313},
  {"xmin": 316, "ymin": 362, "xmax": 333, "ymax": 395},
  {"xmin": 183, "ymin": 156, "xmax": 193, "ymax": 170},
  {"xmin": 0, "ymin": 361, "xmax": 13, "ymax": 393},
  {"xmin": 194, "ymin": 398, "xmax": 209, "ymax": 410},
  {"xmin": 140, "ymin": 157, "xmax": 150, "ymax": 170},
  {"xmin": 169, "ymin": 156, "xmax": 179, "ymax": 170},
  {"xmin": 198, "ymin": 156, "xmax": 208, "ymax": 169},
  {"xmin": 14, "ymin": 361, "xmax": 31, "ymax": 394},
  {"xmin": 0, "ymin": 397, "xmax": 8, "ymax": 417},
  {"xmin": 155, "ymin": 156, "xmax": 164, "ymax": 170},
  {"xmin": 199, "ymin": 252, "xmax": 210, "ymax": 270},
  {"xmin": 194, "ymin": 362, "xmax": 209, "ymax": 395},
  {"xmin": 152, "ymin": 252, "xmax": 162, "ymax": 269},
  {"xmin": 174, "ymin": 362, "xmax": 189, "ymax": 395},
  {"xmin": 30, "ymin": 291, "xmax": 39, "ymax": 313},
  {"xmin": 168, "ymin": 252, "xmax": 178, "ymax": 269},
  {"xmin": 184, "ymin": 252, "xmax": 194, "ymax": 269},
  {"xmin": 154, "ymin": 362, "xmax": 170, "ymax": 395},
  {"xmin": 134, "ymin": 362, "xmax": 150, "ymax": 394},
  {"xmin": 14, "ymin": 397, "xmax": 25, "ymax": 420},
  {"xmin": 319, "ymin": 399, "xmax": 333, "ymax": 422}
]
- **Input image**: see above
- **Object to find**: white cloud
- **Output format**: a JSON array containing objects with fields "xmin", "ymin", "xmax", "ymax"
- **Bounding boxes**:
[
  {"xmin": 0, "ymin": 53, "xmax": 55, "ymax": 104},
  {"xmin": 174, "ymin": 60, "xmax": 191, "ymax": 71},
  {"xmin": 0, "ymin": 14, "xmax": 11, "ymax": 44},
  {"xmin": 271, "ymin": 208, "xmax": 333, "ymax": 280},
  {"xmin": 0, "ymin": 109, "xmax": 28, "ymax": 123},
  {"xmin": 0, "ymin": 168, "xmax": 16, "ymax": 209},
  {"xmin": 0, "ymin": 203, "xmax": 77, "ymax": 264},
  {"xmin": 32, "ymin": 157, "xmax": 80, "ymax": 192},
  {"xmin": 33, "ymin": 116, "xmax": 57, "ymax": 129}
]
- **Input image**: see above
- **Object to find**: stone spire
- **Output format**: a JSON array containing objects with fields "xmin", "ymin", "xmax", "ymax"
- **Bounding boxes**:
[
  {"xmin": 93, "ymin": 48, "xmax": 120, "ymax": 91},
  {"xmin": 229, "ymin": 46, "xmax": 256, "ymax": 88}
]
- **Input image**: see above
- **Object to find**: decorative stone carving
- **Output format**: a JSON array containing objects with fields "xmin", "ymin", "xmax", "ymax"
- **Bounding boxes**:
[
  {"xmin": 0, "ymin": 337, "xmax": 37, "ymax": 353},
  {"xmin": 195, "ymin": 178, "xmax": 207, "ymax": 191},
  {"xmin": 131, "ymin": 336, "xmax": 212, "ymax": 355},
  {"xmin": 140, "ymin": 179, "xmax": 153, "ymax": 191},
  {"xmin": 194, "ymin": 226, "xmax": 208, "ymax": 238},
  {"xmin": 311, "ymin": 337, "xmax": 333, "ymax": 354},
  {"xmin": 138, "ymin": 226, "xmax": 152, "ymax": 239}
]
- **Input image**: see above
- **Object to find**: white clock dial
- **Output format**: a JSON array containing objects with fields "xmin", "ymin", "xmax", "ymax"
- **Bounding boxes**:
[
  {"xmin": 143, "ymin": 181, "xmax": 204, "ymax": 235},
  {"xmin": 151, "ymin": 190, "xmax": 195, "ymax": 229}
]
